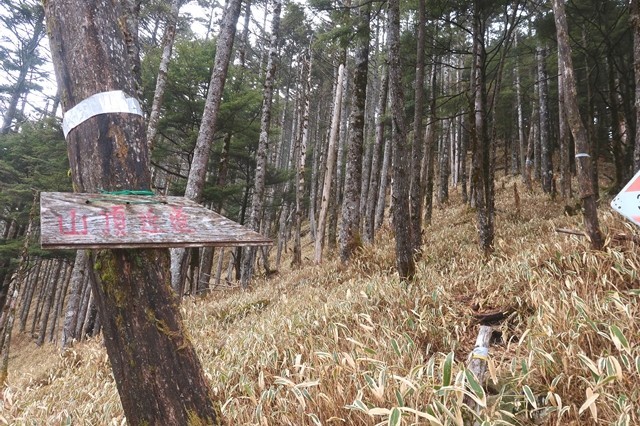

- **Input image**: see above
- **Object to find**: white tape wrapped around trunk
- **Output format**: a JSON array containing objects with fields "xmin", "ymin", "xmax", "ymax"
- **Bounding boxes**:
[{"xmin": 62, "ymin": 90, "xmax": 144, "ymax": 137}]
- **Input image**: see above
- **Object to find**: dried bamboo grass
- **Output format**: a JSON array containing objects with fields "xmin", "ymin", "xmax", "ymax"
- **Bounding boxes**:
[{"xmin": 2, "ymin": 175, "xmax": 639, "ymax": 425}]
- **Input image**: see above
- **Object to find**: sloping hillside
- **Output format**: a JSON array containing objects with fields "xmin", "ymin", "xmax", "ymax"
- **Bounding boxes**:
[{"xmin": 2, "ymin": 176, "xmax": 639, "ymax": 425}]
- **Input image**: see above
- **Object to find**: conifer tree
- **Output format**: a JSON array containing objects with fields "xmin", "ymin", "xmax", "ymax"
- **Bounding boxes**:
[{"xmin": 44, "ymin": 0, "xmax": 220, "ymax": 423}]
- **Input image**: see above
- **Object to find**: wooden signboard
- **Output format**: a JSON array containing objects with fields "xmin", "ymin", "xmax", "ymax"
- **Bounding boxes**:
[{"xmin": 40, "ymin": 192, "xmax": 273, "ymax": 249}]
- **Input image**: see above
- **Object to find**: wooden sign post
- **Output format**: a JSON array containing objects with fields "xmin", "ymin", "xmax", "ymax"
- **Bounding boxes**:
[{"xmin": 41, "ymin": 192, "xmax": 272, "ymax": 249}]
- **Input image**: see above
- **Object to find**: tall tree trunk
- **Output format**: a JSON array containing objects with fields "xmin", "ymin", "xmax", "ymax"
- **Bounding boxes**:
[
  {"xmin": 198, "ymin": 247, "xmax": 213, "ymax": 294},
  {"xmin": 121, "ymin": 0, "xmax": 142, "ymax": 96},
  {"xmin": 36, "ymin": 260, "xmax": 62, "ymax": 346},
  {"xmin": 340, "ymin": 2, "xmax": 370, "ymax": 262},
  {"xmin": 170, "ymin": 0, "xmax": 243, "ymax": 293},
  {"xmin": 44, "ymin": 0, "xmax": 220, "ymax": 423},
  {"xmin": 74, "ymin": 276, "xmax": 91, "ymax": 339},
  {"xmin": 199, "ymin": 129, "xmax": 235, "ymax": 293},
  {"xmin": 30, "ymin": 260, "xmax": 51, "ymax": 337},
  {"xmin": 533, "ymin": 76, "xmax": 541, "ymax": 182},
  {"xmin": 538, "ymin": 45, "xmax": 553, "ymax": 193},
  {"xmin": 81, "ymin": 292, "xmax": 99, "ymax": 338},
  {"xmin": 558, "ymin": 55, "xmax": 572, "ymax": 199},
  {"xmin": 388, "ymin": 0, "xmax": 415, "ymax": 280},
  {"xmin": 364, "ymin": 63, "xmax": 388, "ymax": 243},
  {"xmin": 552, "ymin": 0, "xmax": 604, "ymax": 250},
  {"xmin": 279, "ymin": 74, "xmax": 302, "ymax": 267},
  {"xmin": 1, "ymin": 6, "xmax": 44, "ymax": 135},
  {"xmin": 460, "ymin": 113, "xmax": 469, "ymax": 204},
  {"xmin": 0, "ymin": 190, "xmax": 37, "ymax": 385},
  {"xmin": 471, "ymin": 1, "xmax": 494, "ymax": 255},
  {"xmin": 524, "ymin": 102, "xmax": 538, "ymax": 192},
  {"xmin": 309, "ymin": 105, "xmax": 324, "ymax": 241},
  {"xmin": 278, "ymin": 74, "xmax": 301, "ymax": 268},
  {"xmin": 359, "ymin": 66, "xmax": 377, "ymax": 227},
  {"xmin": 292, "ymin": 47, "xmax": 313, "ymax": 266},
  {"xmin": 330, "ymin": 69, "xmax": 350, "ymax": 251},
  {"xmin": 423, "ymin": 60, "xmax": 438, "ymax": 224},
  {"xmin": 240, "ymin": 0, "xmax": 281, "ymax": 287},
  {"xmin": 409, "ymin": 0, "xmax": 426, "ymax": 255},
  {"xmin": 18, "ymin": 258, "xmax": 41, "ymax": 333},
  {"xmin": 607, "ymin": 54, "xmax": 625, "ymax": 192},
  {"xmin": 315, "ymin": 63, "xmax": 345, "ymax": 263},
  {"xmin": 438, "ymin": 120, "xmax": 450, "ymax": 204},
  {"xmin": 146, "ymin": 0, "xmax": 180, "ymax": 152},
  {"xmin": 582, "ymin": 30, "xmax": 600, "ymax": 202},
  {"xmin": 515, "ymin": 38, "xmax": 525, "ymax": 178},
  {"xmin": 61, "ymin": 250, "xmax": 89, "ymax": 348},
  {"xmin": 453, "ymin": 110, "xmax": 461, "ymax": 184},
  {"xmin": 238, "ymin": 0, "xmax": 252, "ymax": 68},
  {"xmin": 47, "ymin": 261, "xmax": 71, "ymax": 343},
  {"xmin": 375, "ymin": 125, "xmax": 392, "ymax": 230}
]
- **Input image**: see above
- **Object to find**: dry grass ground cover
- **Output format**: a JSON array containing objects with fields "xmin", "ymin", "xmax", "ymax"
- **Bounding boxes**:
[{"xmin": 1, "ymin": 176, "xmax": 639, "ymax": 425}]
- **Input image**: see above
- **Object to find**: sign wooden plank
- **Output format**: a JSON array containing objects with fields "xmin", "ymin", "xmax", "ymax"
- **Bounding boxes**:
[{"xmin": 40, "ymin": 192, "xmax": 272, "ymax": 249}]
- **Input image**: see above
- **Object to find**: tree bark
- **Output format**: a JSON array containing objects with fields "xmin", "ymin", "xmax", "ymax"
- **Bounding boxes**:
[
  {"xmin": 515, "ymin": 37, "xmax": 525, "ymax": 178},
  {"xmin": 537, "ymin": 45, "xmax": 553, "ymax": 193},
  {"xmin": 558, "ymin": 55, "xmax": 572, "ymax": 199},
  {"xmin": 238, "ymin": 0, "xmax": 252, "ymax": 68},
  {"xmin": 293, "ymin": 47, "xmax": 312, "ymax": 266},
  {"xmin": 36, "ymin": 259, "xmax": 62, "ymax": 347},
  {"xmin": 582, "ymin": 30, "xmax": 600, "ymax": 202},
  {"xmin": 308, "ymin": 105, "xmax": 324, "ymax": 242},
  {"xmin": 240, "ymin": 0, "xmax": 281, "ymax": 286},
  {"xmin": 339, "ymin": 1, "xmax": 370, "ymax": 263},
  {"xmin": 147, "ymin": 0, "xmax": 180, "ymax": 152},
  {"xmin": 0, "ymin": 190, "xmax": 37, "ymax": 385},
  {"xmin": 315, "ymin": 63, "xmax": 345, "ymax": 264},
  {"xmin": 459, "ymin": 113, "xmax": 469, "ymax": 204},
  {"xmin": 0, "ymin": 5, "xmax": 45, "ymax": 135},
  {"xmin": 44, "ymin": 1, "xmax": 220, "ymax": 423},
  {"xmin": 81, "ymin": 290, "xmax": 99, "ymax": 338},
  {"xmin": 438, "ymin": 119, "xmax": 450, "ymax": 204},
  {"xmin": 61, "ymin": 250, "xmax": 89, "ymax": 348},
  {"xmin": 524, "ymin": 102, "xmax": 538, "ymax": 192},
  {"xmin": 18, "ymin": 258, "xmax": 41, "ymax": 333},
  {"xmin": 170, "ymin": 0, "xmax": 243, "ymax": 293},
  {"xmin": 47, "ymin": 261, "xmax": 71, "ymax": 343},
  {"xmin": 330, "ymin": 69, "xmax": 350, "ymax": 251},
  {"xmin": 388, "ymin": 0, "xmax": 415, "ymax": 280},
  {"xmin": 364, "ymin": 63, "xmax": 388, "ymax": 243},
  {"xmin": 375, "ymin": 128, "xmax": 392, "ymax": 231},
  {"xmin": 198, "ymin": 247, "xmax": 213, "ymax": 295},
  {"xmin": 74, "ymin": 275, "xmax": 91, "ymax": 340},
  {"xmin": 552, "ymin": 0, "xmax": 604, "ymax": 250},
  {"xmin": 423, "ymin": 60, "xmax": 438, "ymax": 224},
  {"xmin": 471, "ymin": 1, "xmax": 495, "ymax": 255},
  {"xmin": 409, "ymin": 0, "xmax": 426, "ymax": 255},
  {"xmin": 199, "ymin": 129, "xmax": 235, "ymax": 293},
  {"xmin": 607, "ymin": 54, "xmax": 626, "ymax": 192},
  {"xmin": 31, "ymin": 259, "xmax": 53, "ymax": 337}
]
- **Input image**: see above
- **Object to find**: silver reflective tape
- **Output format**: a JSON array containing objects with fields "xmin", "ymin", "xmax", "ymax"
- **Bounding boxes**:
[
  {"xmin": 575, "ymin": 153, "xmax": 590, "ymax": 158},
  {"xmin": 62, "ymin": 90, "xmax": 143, "ymax": 137},
  {"xmin": 473, "ymin": 346, "xmax": 489, "ymax": 357}
]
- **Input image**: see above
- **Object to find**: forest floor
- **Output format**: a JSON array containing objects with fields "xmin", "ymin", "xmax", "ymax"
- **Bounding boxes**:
[{"xmin": 1, "ymin": 174, "xmax": 639, "ymax": 425}]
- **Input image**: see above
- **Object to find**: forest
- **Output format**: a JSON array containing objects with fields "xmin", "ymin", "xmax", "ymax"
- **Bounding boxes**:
[{"xmin": 1, "ymin": 0, "xmax": 640, "ymax": 424}]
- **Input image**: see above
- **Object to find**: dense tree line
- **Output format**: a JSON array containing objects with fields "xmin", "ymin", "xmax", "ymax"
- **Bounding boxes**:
[{"xmin": 0, "ymin": 0, "xmax": 637, "ymax": 421}]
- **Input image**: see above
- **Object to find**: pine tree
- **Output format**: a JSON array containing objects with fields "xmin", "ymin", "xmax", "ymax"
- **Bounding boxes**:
[{"xmin": 44, "ymin": 0, "xmax": 220, "ymax": 422}]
